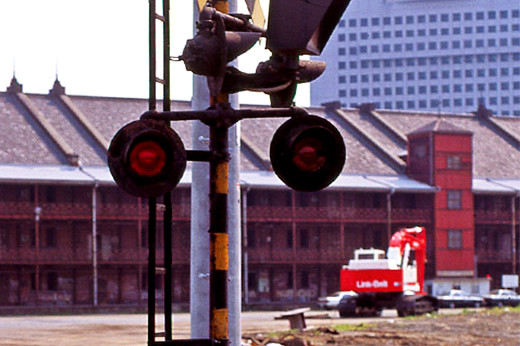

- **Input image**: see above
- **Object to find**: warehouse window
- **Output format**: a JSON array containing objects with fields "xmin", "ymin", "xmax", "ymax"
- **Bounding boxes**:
[
  {"xmin": 45, "ymin": 228, "xmax": 57, "ymax": 248},
  {"xmin": 47, "ymin": 272, "xmax": 58, "ymax": 291},
  {"xmin": 247, "ymin": 228, "xmax": 256, "ymax": 248},
  {"xmin": 300, "ymin": 229, "xmax": 309, "ymax": 248},
  {"xmin": 447, "ymin": 155, "xmax": 462, "ymax": 170},
  {"xmin": 300, "ymin": 271, "xmax": 310, "ymax": 289},
  {"xmin": 286, "ymin": 230, "xmax": 293, "ymax": 248},
  {"xmin": 286, "ymin": 271, "xmax": 293, "ymax": 289},
  {"xmin": 248, "ymin": 273, "xmax": 258, "ymax": 291},
  {"xmin": 448, "ymin": 230, "xmax": 463, "ymax": 249},
  {"xmin": 447, "ymin": 190, "xmax": 462, "ymax": 210}
]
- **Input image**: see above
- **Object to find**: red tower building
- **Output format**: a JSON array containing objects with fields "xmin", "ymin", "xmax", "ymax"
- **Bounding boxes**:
[{"xmin": 408, "ymin": 119, "xmax": 475, "ymax": 278}]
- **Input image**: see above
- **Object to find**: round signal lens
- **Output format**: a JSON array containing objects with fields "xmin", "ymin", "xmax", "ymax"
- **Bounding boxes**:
[
  {"xmin": 292, "ymin": 138, "xmax": 326, "ymax": 172},
  {"xmin": 129, "ymin": 140, "xmax": 166, "ymax": 177}
]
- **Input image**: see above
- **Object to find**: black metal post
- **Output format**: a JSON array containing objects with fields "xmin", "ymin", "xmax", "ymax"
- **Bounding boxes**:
[
  {"xmin": 162, "ymin": 0, "xmax": 173, "ymax": 341},
  {"xmin": 149, "ymin": 0, "xmax": 156, "ymax": 111},
  {"xmin": 149, "ymin": 0, "xmax": 157, "ymax": 344},
  {"xmin": 164, "ymin": 192, "xmax": 173, "ymax": 340},
  {"xmin": 148, "ymin": 197, "xmax": 157, "ymax": 345}
]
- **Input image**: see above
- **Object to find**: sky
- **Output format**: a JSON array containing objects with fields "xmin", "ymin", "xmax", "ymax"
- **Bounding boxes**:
[{"xmin": 0, "ymin": 0, "xmax": 309, "ymax": 106}]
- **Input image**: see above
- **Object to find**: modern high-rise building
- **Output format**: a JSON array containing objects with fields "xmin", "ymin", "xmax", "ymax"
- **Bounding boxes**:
[{"xmin": 311, "ymin": 0, "xmax": 520, "ymax": 116}]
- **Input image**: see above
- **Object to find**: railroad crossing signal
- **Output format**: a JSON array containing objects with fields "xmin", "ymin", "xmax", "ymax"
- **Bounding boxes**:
[
  {"xmin": 107, "ymin": 119, "xmax": 186, "ymax": 198},
  {"xmin": 110, "ymin": 0, "xmax": 351, "ymax": 197},
  {"xmin": 108, "ymin": 110, "xmax": 346, "ymax": 196},
  {"xmin": 108, "ymin": 1, "xmax": 350, "ymax": 344},
  {"xmin": 270, "ymin": 115, "xmax": 346, "ymax": 192}
]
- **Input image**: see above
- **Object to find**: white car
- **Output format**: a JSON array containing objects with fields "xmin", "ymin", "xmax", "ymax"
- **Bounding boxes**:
[
  {"xmin": 317, "ymin": 291, "xmax": 357, "ymax": 310},
  {"xmin": 437, "ymin": 289, "xmax": 484, "ymax": 308},
  {"xmin": 484, "ymin": 289, "xmax": 520, "ymax": 307}
]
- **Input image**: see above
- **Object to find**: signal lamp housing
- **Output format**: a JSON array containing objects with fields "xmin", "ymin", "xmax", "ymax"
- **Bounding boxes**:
[
  {"xmin": 270, "ymin": 115, "xmax": 345, "ymax": 192},
  {"xmin": 107, "ymin": 119, "xmax": 186, "ymax": 198}
]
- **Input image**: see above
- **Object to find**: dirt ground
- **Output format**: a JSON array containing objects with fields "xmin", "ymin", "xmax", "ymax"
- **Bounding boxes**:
[
  {"xmin": 245, "ymin": 309, "xmax": 520, "ymax": 346},
  {"xmin": 0, "ymin": 309, "xmax": 519, "ymax": 345}
]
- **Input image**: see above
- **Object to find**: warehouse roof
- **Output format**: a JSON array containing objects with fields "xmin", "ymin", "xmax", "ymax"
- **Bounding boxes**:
[{"xmin": 0, "ymin": 77, "xmax": 518, "ymax": 193}]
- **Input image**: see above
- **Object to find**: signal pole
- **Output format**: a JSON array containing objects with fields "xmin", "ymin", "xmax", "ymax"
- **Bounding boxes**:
[
  {"xmin": 208, "ymin": 2, "xmax": 231, "ymax": 344},
  {"xmin": 218, "ymin": 2, "xmax": 242, "ymax": 345},
  {"xmin": 191, "ymin": 1, "xmax": 240, "ymax": 344}
]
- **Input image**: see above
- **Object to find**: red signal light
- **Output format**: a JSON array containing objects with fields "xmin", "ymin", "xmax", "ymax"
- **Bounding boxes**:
[
  {"xmin": 292, "ymin": 137, "xmax": 326, "ymax": 172},
  {"xmin": 270, "ymin": 115, "xmax": 345, "ymax": 191},
  {"xmin": 108, "ymin": 119, "xmax": 186, "ymax": 198},
  {"xmin": 129, "ymin": 140, "xmax": 167, "ymax": 177}
]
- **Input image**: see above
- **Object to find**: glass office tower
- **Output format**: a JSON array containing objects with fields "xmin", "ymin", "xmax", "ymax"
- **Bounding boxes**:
[{"xmin": 311, "ymin": 0, "xmax": 520, "ymax": 116}]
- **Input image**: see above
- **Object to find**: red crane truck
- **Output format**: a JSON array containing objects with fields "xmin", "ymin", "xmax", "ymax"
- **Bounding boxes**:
[{"xmin": 338, "ymin": 226, "xmax": 438, "ymax": 317}]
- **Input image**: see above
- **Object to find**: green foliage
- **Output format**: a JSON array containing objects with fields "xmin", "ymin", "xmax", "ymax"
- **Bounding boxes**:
[{"xmin": 333, "ymin": 323, "xmax": 376, "ymax": 331}]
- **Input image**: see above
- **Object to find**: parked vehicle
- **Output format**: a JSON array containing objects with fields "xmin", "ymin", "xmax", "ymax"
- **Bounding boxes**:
[
  {"xmin": 484, "ymin": 289, "xmax": 520, "ymax": 307},
  {"xmin": 338, "ymin": 226, "xmax": 438, "ymax": 317},
  {"xmin": 317, "ymin": 291, "xmax": 357, "ymax": 310},
  {"xmin": 436, "ymin": 289, "xmax": 484, "ymax": 308}
]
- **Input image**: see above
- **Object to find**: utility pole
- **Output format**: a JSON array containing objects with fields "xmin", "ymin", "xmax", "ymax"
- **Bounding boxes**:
[
  {"xmin": 190, "ymin": 1, "xmax": 211, "ymax": 339},
  {"xmin": 227, "ymin": 4, "xmax": 242, "ymax": 345}
]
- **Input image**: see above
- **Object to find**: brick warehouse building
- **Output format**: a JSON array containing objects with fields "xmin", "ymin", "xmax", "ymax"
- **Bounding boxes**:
[{"xmin": 0, "ymin": 77, "xmax": 518, "ymax": 308}]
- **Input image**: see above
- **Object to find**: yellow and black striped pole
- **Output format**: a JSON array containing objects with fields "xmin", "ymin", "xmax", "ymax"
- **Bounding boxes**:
[
  {"xmin": 209, "ymin": 124, "xmax": 229, "ymax": 344},
  {"xmin": 209, "ymin": 1, "xmax": 230, "ymax": 344}
]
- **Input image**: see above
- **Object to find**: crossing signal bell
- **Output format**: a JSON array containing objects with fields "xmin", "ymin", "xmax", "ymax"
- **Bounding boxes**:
[
  {"xmin": 270, "ymin": 115, "xmax": 346, "ymax": 192},
  {"xmin": 107, "ymin": 119, "xmax": 186, "ymax": 198}
]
